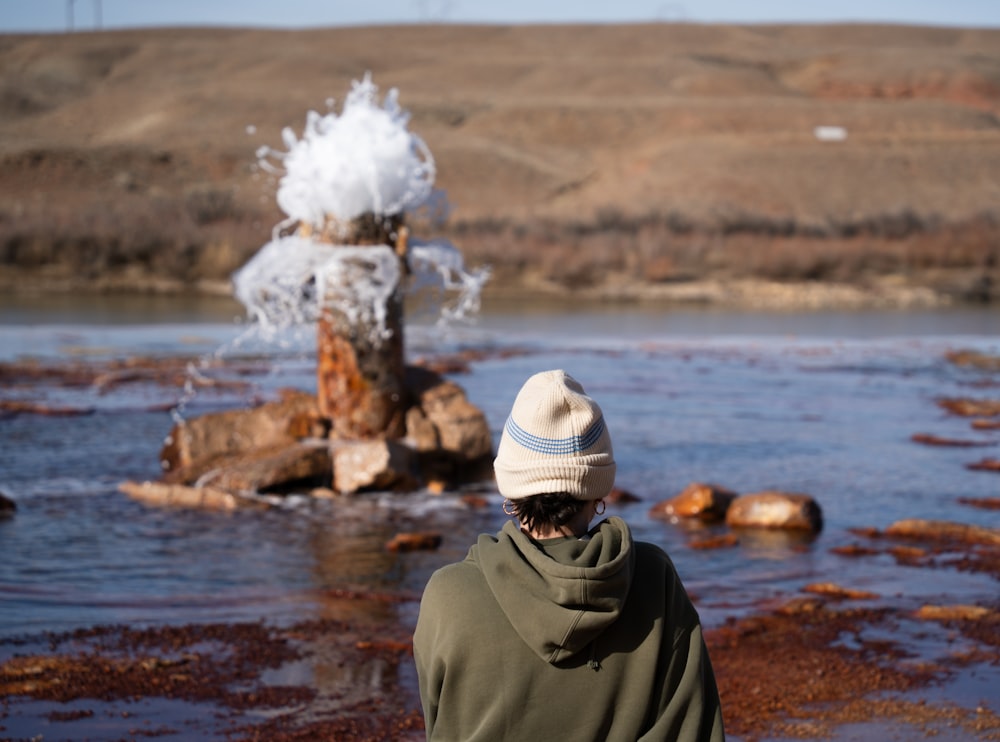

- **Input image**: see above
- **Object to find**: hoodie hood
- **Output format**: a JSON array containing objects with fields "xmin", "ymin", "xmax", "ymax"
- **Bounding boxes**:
[{"xmin": 471, "ymin": 515, "xmax": 635, "ymax": 664}]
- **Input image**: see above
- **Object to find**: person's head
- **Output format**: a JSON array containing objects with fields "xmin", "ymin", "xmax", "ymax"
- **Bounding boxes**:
[{"xmin": 493, "ymin": 370, "xmax": 616, "ymax": 535}]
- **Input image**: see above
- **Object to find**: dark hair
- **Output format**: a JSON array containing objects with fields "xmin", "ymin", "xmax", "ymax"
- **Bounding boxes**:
[{"xmin": 511, "ymin": 493, "xmax": 587, "ymax": 535}]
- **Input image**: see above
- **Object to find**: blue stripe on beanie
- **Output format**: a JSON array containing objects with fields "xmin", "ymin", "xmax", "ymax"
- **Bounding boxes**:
[{"xmin": 504, "ymin": 414, "xmax": 607, "ymax": 455}]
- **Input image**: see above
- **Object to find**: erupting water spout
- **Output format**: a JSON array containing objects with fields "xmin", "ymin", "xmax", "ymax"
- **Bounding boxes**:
[{"xmin": 233, "ymin": 74, "xmax": 488, "ymax": 440}]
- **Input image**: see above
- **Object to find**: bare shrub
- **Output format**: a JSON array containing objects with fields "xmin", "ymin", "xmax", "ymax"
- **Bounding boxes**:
[
  {"xmin": 452, "ymin": 207, "xmax": 1000, "ymax": 292},
  {"xmin": 184, "ymin": 185, "xmax": 239, "ymax": 225}
]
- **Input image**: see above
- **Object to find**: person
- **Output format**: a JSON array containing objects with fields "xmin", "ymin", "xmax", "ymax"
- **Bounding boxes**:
[{"xmin": 413, "ymin": 369, "xmax": 725, "ymax": 741}]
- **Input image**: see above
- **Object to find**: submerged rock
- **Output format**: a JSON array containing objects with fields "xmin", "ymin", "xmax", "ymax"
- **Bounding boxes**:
[
  {"xmin": 910, "ymin": 433, "xmax": 994, "ymax": 447},
  {"xmin": 937, "ymin": 397, "xmax": 1000, "ymax": 418},
  {"xmin": 385, "ymin": 531, "xmax": 443, "ymax": 552},
  {"xmin": 801, "ymin": 582, "xmax": 879, "ymax": 601},
  {"xmin": 884, "ymin": 519, "xmax": 1000, "ymax": 546},
  {"xmin": 118, "ymin": 481, "xmax": 261, "ymax": 510},
  {"xmin": 957, "ymin": 496, "xmax": 1000, "ymax": 510},
  {"xmin": 689, "ymin": 533, "xmax": 739, "ymax": 550},
  {"xmin": 967, "ymin": 457, "xmax": 1000, "ymax": 473},
  {"xmin": 945, "ymin": 349, "xmax": 1000, "ymax": 372},
  {"xmin": 914, "ymin": 604, "xmax": 995, "ymax": 622},
  {"xmin": 725, "ymin": 491, "xmax": 823, "ymax": 533},
  {"xmin": 649, "ymin": 482, "xmax": 737, "ymax": 522}
]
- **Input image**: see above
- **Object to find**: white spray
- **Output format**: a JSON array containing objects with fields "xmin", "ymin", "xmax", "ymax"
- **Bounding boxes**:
[{"xmin": 233, "ymin": 73, "xmax": 488, "ymax": 341}]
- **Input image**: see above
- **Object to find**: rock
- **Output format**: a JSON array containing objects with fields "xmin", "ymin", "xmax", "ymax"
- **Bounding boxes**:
[
  {"xmin": 403, "ymin": 405, "xmax": 440, "ymax": 451},
  {"xmin": 957, "ymin": 496, "xmax": 1000, "ymax": 510},
  {"xmin": 404, "ymin": 366, "xmax": 493, "ymax": 485},
  {"xmin": 910, "ymin": 433, "xmax": 994, "ymax": 447},
  {"xmin": 607, "ymin": 486, "xmax": 641, "ymax": 504},
  {"xmin": 407, "ymin": 367, "xmax": 492, "ymax": 460},
  {"xmin": 830, "ymin": 544, "xmax": 880, "ymax": 557},
  {"xmin": 967, "ymin": 457, "xmax": 1000, "ymax": 473},
  {"xmin": 774, "ymin": 597, "xmax": 826, "ymax": 615},
  {"xmin": 725, "ymin": 491, "xmax": 823, "ymax": 532},
  {"xmin": 332, "ymin": 440, "xmax": 417, "ymax": 494},
  {"xmin": 385, "ymin": 531, "xmax": 443, "ymax": 552},
  {"xmin": 149, "ymin": 365, "xmax": 493, "ymax": 499},
  {"xmin": 801, "ymin": 582, "xmax": 879, "ymax": 600},
  {"xmin": 884, "ymin": 519, "xmax": 1000, "ymax": 546},
  {"xmin": 197, "ymin": 442, "xmax": 331, "ymax": 494},
  {"xmin": 888, "ymin": 545, "xmax": 928, "ymax": 562},
  {"xmin": 0, "ymin": 400, "xmax": 95, "ymax": 417},
  {"xmin": 118, "ymin": 480, "xmax": 258, "ymax": 510},
  {"xmin": 460, "ymin": 494, "xmax": 489, "ymax": 508},
  {"xmin": 945, "ymin": 349, "xmax": 1000, "ymax": 372},
  {"xmin": 914, "ymin": 604, "xmax": 995, "ymax": 622},
  {"xmin": 937, "ymin": 397, "xmax": 1000, "ymax": 418},
  {"xmin": 160, "ymin": 388, "xmax": 326, "ymax": 479},
  {"xmin": 650, "ymin": 482, "xmax": 737, "ymax": 521},
  {"xmin": 0, "ymin": 490, "xmax": 16, "ymax": 518}
]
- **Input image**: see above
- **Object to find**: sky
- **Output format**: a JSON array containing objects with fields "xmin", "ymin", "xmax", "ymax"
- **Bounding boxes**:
[{"xmin": 1, "ymin": 0, "xmax": 999, "ymax": 33}]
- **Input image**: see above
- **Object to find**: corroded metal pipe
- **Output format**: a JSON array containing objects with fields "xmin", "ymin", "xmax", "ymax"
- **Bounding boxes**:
[{"xmin": 313, "ymin": 215, "xmax": 408, "ymax": 439}]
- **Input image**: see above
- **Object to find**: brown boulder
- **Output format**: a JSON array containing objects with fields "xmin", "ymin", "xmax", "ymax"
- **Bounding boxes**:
[
  {"xmin": 404, "ymin": 366, "xmax": 494, "ymax": 485},
  {"xmin": 407, "ymin": 368, "xmax": 492, "ymax": 460},
  {"xmin": 650, "ymin": 482, "xmax": 738, "ymax": 522},
  {"xmin": 197, "ymin": 442, "xmax": 332, "ymax": 494},
  {"xmin": 725, "ymin": 491, "xmax": 823, "ymax": 532},
  {"xmin": 160, "ymin": 388, "xmax": 326, "ymax": 477},
  {"xmin": 404, "ymin": 405, "xmax": 440, "ymax": 451},
  {"xmin": 332, "ymin": 440, "xmax": 417, "ymax": 494}
]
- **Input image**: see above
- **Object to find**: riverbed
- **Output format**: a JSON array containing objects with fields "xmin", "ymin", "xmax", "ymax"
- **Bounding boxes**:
[{"xmin": 1, "ymin": 296, "xmax": 998, "ymax": 740}]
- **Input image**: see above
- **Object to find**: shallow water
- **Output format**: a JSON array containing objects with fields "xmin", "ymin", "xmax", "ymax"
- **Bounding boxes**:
[{"xmin": 1, "ymin": 297, "xmax": 998, "ymax": 737}]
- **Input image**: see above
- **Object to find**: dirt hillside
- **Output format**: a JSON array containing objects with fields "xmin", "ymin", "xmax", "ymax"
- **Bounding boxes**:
[{"xmin": 1, "ymin": 23, "xmax": 999, "ymax": 306}]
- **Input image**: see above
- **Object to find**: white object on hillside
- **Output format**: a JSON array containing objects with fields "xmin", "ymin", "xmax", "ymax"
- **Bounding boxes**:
[{"xmin": 814, "ymin": 125, "xmax": 848, "ymax": 142}]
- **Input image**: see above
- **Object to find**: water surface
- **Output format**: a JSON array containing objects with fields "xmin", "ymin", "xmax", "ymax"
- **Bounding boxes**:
[{"xmin": 1, "ymin": 298, "xmax": 998, "ymax": 738}]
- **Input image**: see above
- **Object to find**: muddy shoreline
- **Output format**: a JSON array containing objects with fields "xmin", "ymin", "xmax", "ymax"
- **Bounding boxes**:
[{"xmin": 2, "ymin": 542, "xmax": 998, "ymax": 741}]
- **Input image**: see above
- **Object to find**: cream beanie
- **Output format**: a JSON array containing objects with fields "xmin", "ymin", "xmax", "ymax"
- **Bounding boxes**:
[{"xmin": 494, "ymin": 370, "xmax": 616, "ymax": 501}]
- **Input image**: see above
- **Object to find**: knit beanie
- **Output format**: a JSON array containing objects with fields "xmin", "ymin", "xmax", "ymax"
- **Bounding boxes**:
[{"xmin": 494, "ymin": 370, "xmax": 616, "ymax": 501}]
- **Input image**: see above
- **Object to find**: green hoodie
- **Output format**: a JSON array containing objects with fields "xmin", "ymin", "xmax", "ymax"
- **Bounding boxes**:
[{"xmin": 414, "ymin": 516, "xmax": 725, "ymax": 741}]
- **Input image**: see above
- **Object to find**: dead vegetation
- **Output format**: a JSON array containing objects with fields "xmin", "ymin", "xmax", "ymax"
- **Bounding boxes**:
[{"xmin": 1, "ymin": 23, "xmax": 999, "ymax": 303}]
